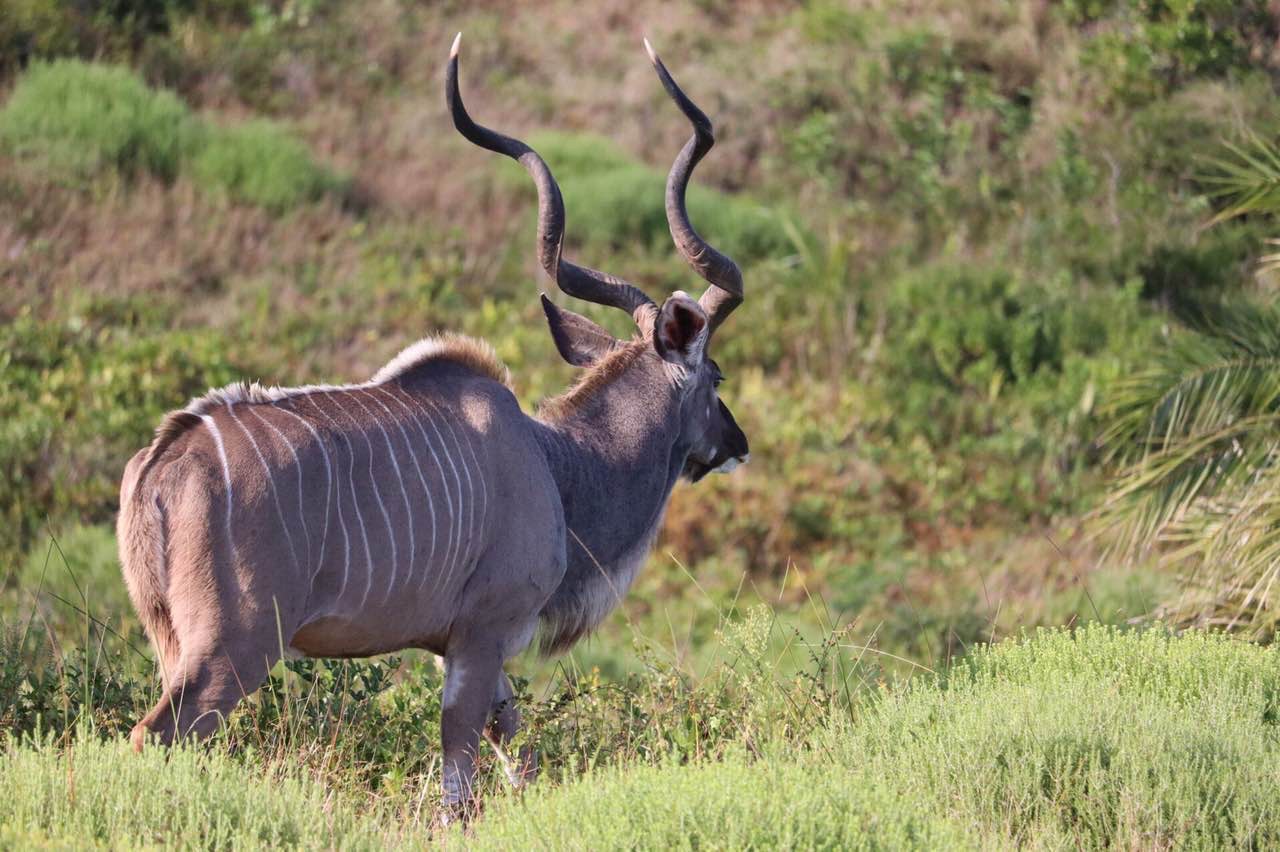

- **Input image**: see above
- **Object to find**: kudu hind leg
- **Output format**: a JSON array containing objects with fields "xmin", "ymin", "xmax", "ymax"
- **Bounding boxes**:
[
  {"xmin": 131, "ymin": 632, "xmax": 280, "ymax": 750},
  {"xmin": 485, "ymin": 672, "xmax": 537, "ymax": 788}
]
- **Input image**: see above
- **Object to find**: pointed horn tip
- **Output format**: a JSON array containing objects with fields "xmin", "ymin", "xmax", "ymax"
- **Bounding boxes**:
[
  {"xmin": 450, "ymin": 32, "xmax": 462, "ymax": 59},
  {"xmin": 643, "ymin": 37, "xmax": 659, "ymax": 65}
]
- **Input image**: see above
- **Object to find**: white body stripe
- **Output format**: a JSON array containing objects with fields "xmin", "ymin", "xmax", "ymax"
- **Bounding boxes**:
[
  {"xmin": 226, "ymin": 405, "xmax": 302, "ymax": 575},
  {"xmin": 427, "ymin": 398, "xmax": 477, "ymax": 564},
  {"xmin": 296, "ymin": 395, "xmax": 367, "ymax": 608},
  {"xmin": 361, "ymin": 389, "xmax": 438, "ymax": 588},
  {"xmin": 393, "ymin": 388, "xmax": 466, "ymax": 596},
  {"xmin": 330, "ymin": 394, "xmax": 395, "ymax": 610},
  {"xmin": 201, "ymin": 415, "xmax": 235, "ymax": 547},
  {"xmin": 245, "ymin": 406, "xmax": 311, "ymax": 570},
  {"xmin": 203, "ymin": 381, "xmax": 488, "ymax": 614},
  {"xmin": 271, "ymin": 402, "xmax": 333, "ymax": 579},
  {"xmin": 351, "ymin": 390, "xmax": 415, "ymax": 600},
  {"xmin": 378, "ymin": 387, "xmax": 457, "ymax": 594}
]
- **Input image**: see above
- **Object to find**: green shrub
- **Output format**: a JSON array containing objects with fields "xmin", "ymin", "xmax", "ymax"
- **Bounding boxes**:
[
  {"xmin": 0, "ymin": 309, "xmax": 250, "ymax": 566},
  {"xmin": 0, "ymin": 0, "xmax": 78, "ymax": 72},
  {"xmin": 191, "ymin": 119, "xmax": 342, "ymax": 212},
  {"xmin": 0, "ymin": 1, "xmax": 263, "ymax": 74},
  {"xmin": 1074, "ymin": 1, "xmax": 1276, "ymax": 104},
  {"xmin": 886, "ymin": 264, "xmax": 1069, "ymax": 391},
  {"xmin": 0, "ymin": 59, "xmax": 196, "ymax": 180},
  {"xmin": 0, "ymin": 60, "xmax": 342, "ymax": 210}
]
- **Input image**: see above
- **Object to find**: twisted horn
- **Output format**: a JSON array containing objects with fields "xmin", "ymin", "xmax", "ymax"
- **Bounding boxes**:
[
  {"xmin": 447, "ymin": 34, "xmax": 657, "ymax": 329},
  {"xmin": 645, "ymin": 38, "xmax": 743, "ymax": 333}
]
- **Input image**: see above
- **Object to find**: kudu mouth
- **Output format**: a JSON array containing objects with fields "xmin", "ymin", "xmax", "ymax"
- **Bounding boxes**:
[
  {"xmin": 715, "ymin": 453, "xmax": 749, "ymax": 474},
  {"xmin": 684, "ymin": 452, "xmax": 749, "ymax": 483}
]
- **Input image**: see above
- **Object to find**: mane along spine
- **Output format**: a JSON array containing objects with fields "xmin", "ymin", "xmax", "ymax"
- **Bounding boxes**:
[{"xmin": 129, "ymin": 334, "xmax": 511, "ymax": 494}]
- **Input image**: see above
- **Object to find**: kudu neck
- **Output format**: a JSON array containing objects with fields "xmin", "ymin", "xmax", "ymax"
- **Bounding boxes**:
[{"xmin": 532, "ymin": 355, "xmax": 687, "ymax": 566}]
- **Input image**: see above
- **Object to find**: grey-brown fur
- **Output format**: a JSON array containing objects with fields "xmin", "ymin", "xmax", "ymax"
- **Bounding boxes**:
[{"xmin": 117, "ymin": 36, "xmax": 750, "ymax": 817}]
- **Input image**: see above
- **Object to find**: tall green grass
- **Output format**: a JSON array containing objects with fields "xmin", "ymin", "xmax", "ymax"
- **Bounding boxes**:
[
  {"xmin": 832, "ymin": 625, "xmax": 1280, "ymax": 848},
  {"xmin": 457, "ymin": 755, "xmax": 966, "ymax": 850},
  {"xmin": 464, "ymin": 626, "xmax": 1280, "ymax": 850},
  {"xmin": 0, "ymin": 737, "xmax": 396, "ymax": 849},
  {"xmin": 3, "ymin": 605, "xmax": 1278, "ymax": 849}
]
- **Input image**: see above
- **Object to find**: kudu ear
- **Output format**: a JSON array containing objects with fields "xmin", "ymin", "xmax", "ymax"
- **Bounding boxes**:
[
  {"xmin": 541, "ymin": 294, "xmax": 620, "ymax": 367},
  {"xmin": 653, "ymin": 292, "xmax": 708, "ymax": 367}
]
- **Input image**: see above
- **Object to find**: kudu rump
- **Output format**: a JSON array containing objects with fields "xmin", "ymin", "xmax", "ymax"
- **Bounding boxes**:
[{"xmin": 117, "ymin": 34, "xmax": 748, "ymax": 810}]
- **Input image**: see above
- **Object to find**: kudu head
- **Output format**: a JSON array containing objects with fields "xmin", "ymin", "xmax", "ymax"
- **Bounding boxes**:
[{"xmin": 446, "ymin": 34, "xmax": 748, "ymax": 482}]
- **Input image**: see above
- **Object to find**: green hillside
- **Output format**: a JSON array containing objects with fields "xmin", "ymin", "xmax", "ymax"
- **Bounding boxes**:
[{"xmin": 3, "ymin": 1, "xmax": 1280, "ymax": 846}]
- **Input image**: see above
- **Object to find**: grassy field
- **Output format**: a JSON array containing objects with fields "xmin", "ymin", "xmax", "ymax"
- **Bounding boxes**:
[
  {"xmin": 4, "ymin": 0, "xmax": 1280, "ymax": 847},
  {"xmin": 3, "ymin": 627, "xmax": 1278, "ymax": 848}
]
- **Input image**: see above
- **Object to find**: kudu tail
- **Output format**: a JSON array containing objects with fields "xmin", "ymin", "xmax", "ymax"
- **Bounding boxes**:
[{"xmin": 117, "ymin": 449, "xmax": 181, "ymax": 682}]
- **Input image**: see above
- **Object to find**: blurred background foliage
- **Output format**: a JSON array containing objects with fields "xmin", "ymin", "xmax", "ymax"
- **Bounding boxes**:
[{"xmin": 3, "ymin": 0, "xmax": 1280, "ymax": 682}]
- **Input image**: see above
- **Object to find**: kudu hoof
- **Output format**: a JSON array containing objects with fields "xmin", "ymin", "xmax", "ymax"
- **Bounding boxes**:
[
  {"xmin": 435, "ymin": 797, "xmax": 479, "ymax": 831},
  {"xmin": 129, "ymin": 723, "xmax": 148, "ymax": 753}
]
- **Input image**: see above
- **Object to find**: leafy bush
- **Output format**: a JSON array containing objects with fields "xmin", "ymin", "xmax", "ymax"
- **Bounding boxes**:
[
  {"xmin": 767, "ymin": 17, "xmax": 1033, "ymax": 243},
  {"xmin": 0, "ymin": 0, "xmax": 78, "ymax": 72},
  {"xmin": 877, "ymin": 262, "xmax": 1151, "ymax": 450},
  {"xmin": 0, "ymin": 0, "xmax": 263, "ymax": 75},
  {"xmin": 886, "ymin": 264, "xmax": 1071, "ymax": 391},
  {"xmin": 0, "ymin": 59, "xmax": 342, "ymax": 210},
  {"xmin": 1073, "ymin": 1, "xmax": 1278, "ymax": 104},
  {"xmin": 192, "ymin": 120, "xmax": 342, "ymax": 211},
  {"xmin": 0, "ymin": 60, "xmax": 196, "ymax": 180},
  {"xmin": 0, "ymin": 308, "xmax": 249, "ymax": 565}
]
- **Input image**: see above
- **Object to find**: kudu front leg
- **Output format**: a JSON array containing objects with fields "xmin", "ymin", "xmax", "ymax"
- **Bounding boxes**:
[
  {"xmin": 485, "ymin": 672, "xmax": 537, "ymax": 789},
  {"xmin": 438, "ymin": 644, "xmax": 504, "ymax": 823}
]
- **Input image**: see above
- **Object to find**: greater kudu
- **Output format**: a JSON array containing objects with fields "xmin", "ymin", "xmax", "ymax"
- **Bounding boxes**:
[{"xmin": 117, "ymin": 34, "xmax": 748, "ymax": 814}]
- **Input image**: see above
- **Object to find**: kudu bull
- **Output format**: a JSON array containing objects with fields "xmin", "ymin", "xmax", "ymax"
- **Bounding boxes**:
[{"xmin": 117, "ymin": 34, "xmax": 748, "ymax": 812}]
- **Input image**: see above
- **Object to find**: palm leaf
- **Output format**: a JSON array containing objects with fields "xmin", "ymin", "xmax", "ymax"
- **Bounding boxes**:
[
  {"xmin": 1096, "ymin": 299, "xmax": 1280, "ymax": 638},
  {"xmin": 1200, "ymin": 131, "xmax": 1280, "ymax": 227}
]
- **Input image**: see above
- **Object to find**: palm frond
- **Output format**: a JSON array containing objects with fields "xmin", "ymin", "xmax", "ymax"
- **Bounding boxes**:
[
  {"xmin": 1200, "ymin": 131, "xmax": 1280, "ymax": 227},
  {"xmin": 1099, "ymin": 331, "xmax": 1280, "ymax": 466},
  {"xmin": 1096, "ymin": 298, "xmax": 1280, "ymax": 638},
  {"xmin": 1257, "ymin": 238, "xmax": 1280, "ymax": 276}
]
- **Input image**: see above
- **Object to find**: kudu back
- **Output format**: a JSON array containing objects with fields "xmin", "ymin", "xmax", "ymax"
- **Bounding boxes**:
[{"xmin": 118, "ymin": 34, "xmax": 748, "ymax": 812}]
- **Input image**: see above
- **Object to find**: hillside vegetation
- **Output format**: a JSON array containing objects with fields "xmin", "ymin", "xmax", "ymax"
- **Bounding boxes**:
[{"xmin": 4, "ymin": 0, "xmax": 1280, "ymax": 846}]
